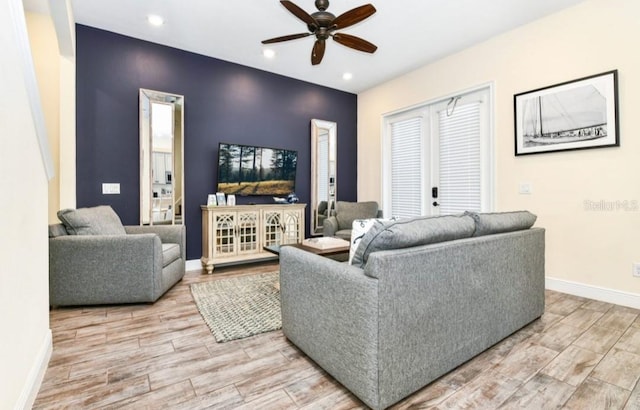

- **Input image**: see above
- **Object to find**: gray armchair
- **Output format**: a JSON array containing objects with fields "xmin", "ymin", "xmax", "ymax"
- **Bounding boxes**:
[
  {"xmin": 49, "ymin": 206, "xmax": 186, "ymax": 306},
  {"xmin": 323, "ymin": 201, "xmax": 381, "ymax": 240}
]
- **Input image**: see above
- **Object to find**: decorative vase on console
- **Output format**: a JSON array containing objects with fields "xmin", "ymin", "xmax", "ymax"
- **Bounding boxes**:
[{"xmin": 287, "ymin": 192, "xmax": 299, "ymax": 204}]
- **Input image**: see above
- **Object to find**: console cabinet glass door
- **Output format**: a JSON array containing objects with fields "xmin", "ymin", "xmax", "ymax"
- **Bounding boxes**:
[
  {"xmin": 263, "ymin": 208, "xmax": 303, "ymax": 246},
  {"xmin": 282, "ymin": 208, "xmax": 303, "ymax": 244},
  {"xmin": 263, "ymin": 210, "xmax": 284, "ymax": 247},
  {"xmin": 237, "ymin": 211, "xmax": 259, "ymax": 254},
  {"xmin": 212, "ymin": 210, "xmax": 259, "ymax": 258}
]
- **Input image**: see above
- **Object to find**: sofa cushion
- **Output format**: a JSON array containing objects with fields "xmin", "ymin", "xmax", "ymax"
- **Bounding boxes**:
[
  {"xmin": 352, "ymin": 214, "xmax": 476, "ymax": 268},
  {"xmin": 335, "ymin": 201, "xmax": 379, "ymax": 230},
  {"xmin": 465, "ymin": 211, "xmax": 537, "ymax": 236},
  {"xmin": 162, "ymin": 243, "xmax": 181, "ymax": 267},
  {"xmin": 334, "ymin": 229, "xmax": 352, "ymax": 241},
  {"xmin": 57, "ymin": 206, "xmax": 126, "ymax": 236}
]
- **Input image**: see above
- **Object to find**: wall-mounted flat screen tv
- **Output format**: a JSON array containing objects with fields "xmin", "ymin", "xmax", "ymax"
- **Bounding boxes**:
[{"xmin": 216, "ymin": 142, "xmax": 298, "ymax": 196}]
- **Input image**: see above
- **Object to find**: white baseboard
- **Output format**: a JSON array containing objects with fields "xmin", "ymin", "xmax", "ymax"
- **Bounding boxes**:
[
  {"xmin": 546, "ymin": 276, "xmax": 640, "ymax": 309},
  {"xmin": 16, "ymin": 328, "xmax": 52, "ymax": 410},
  {"xmin": 186, "ymin": 259, "xmax": 202, "ymax": 272}
]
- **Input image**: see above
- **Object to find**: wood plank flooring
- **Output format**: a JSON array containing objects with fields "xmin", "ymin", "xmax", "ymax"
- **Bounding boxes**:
[{"xmin": 34, "ymin": 262, "xmax": 640, "ymax": 409}]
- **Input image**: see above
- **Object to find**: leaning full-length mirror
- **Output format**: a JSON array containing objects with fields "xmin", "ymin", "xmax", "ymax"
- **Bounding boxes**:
[
  {"xmin": 310, "ymin": 119, "xmax": 337, "ymax": 235},
  {"xmin": 140, "ymin": 89, "xmax": 184, "ymax": 225}
]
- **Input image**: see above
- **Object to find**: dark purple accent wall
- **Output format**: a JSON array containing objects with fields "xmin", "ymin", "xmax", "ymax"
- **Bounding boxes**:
[{"xmin": 76, "ymin": 25, "xmax": 357, "ymax": 260}]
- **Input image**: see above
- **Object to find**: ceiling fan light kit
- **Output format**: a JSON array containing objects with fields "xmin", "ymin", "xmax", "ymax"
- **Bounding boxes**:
[{"xmin": 262, "ymin": 0, "xmax": 377, "ymax": 65}]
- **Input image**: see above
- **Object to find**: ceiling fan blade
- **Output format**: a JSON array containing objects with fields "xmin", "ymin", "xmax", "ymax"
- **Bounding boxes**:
[
  {"xmin": 332, "ymin": 33, "xmax": 377, "ymax": 53},
  {"xmin": 262, "ymin": 33, "xmax": 312, "ymax": 44},
  {"xmin": 311, "ymin": 40, "xmax": 326, "ymax": 65},
  {"xmin": 280, "ymin": 0, "xmax": 317, "ymax": 29},
  {"xmin": 332, "ymin": 4, "xmax": 376, "ymax": 30}
]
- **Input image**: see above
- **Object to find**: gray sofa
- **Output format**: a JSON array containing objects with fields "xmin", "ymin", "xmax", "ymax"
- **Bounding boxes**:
[
  {"xmin": 280, "ymin": 212, "xmax": 544, "ymax": 410},
  {"xmin": 49, "ymin": 206, "xmax": 186, "ymax": 306}
]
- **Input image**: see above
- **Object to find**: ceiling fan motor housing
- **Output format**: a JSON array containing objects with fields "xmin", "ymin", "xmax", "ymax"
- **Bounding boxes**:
[{"xmin": 311, "ymin": 11, "xmax": 334, "ymax": 40}]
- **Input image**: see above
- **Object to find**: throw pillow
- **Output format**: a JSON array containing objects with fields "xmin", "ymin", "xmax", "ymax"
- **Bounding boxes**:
[
  {"xmin": 349, "ymin": 218, "xmax": 393, "ymax": 264},
  {"xmin": 464, "ymin": 211, "xmax": 537, "ymax": 236},
  {"xmin": 57, "ymin": 206, "xmax": 126, "ymax": 236},
  {"xmin": 351, "ymin": 214, "xmax": 476, "ymax": 269},
  {"xmin": 335, "ymin": 201, "xmax": 379, "ymax": 230}
]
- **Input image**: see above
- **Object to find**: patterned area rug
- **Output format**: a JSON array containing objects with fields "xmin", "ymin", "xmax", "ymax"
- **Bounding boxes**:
[{"xmin": 190, "ymin": 272, "xmax": 281, "ymax": 343}]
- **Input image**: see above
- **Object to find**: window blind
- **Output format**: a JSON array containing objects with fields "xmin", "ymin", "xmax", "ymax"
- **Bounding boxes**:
[
  {"xmin": 390, "ymin": 117, "xmax": 423, "ymax": 218},
  {"xmin": 438, "ymin": 102, "xmax": 481, "ymax": 215}
]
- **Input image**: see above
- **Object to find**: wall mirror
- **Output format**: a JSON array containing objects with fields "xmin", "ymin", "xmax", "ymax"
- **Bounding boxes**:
[
  {"xmin": 139, "ymin": 88, "xmax": 184, "ymax": 225},
  {"xmin": 310, "ymin": 119, "xmax": 337, "ymax": 235}
]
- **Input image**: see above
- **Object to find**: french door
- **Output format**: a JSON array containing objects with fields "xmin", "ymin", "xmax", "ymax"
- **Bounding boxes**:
[{"xmin": 382, "ymin": 86, "xmax": 494, "ymax": 218}]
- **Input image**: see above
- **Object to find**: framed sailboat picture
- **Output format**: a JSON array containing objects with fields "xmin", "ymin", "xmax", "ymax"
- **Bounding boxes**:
[{"xmin": 514, "ymin": 70, "xmax": 619, "ymax": 156}]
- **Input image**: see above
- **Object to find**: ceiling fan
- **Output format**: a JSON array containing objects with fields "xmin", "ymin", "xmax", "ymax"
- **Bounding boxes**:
[{"xmin": 262, "ymin": 0, "xmax": 378, "ymax": 65}]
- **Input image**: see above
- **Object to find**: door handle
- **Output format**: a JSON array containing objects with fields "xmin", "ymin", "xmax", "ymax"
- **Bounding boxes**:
[{"xmin": 432, "ymin": 202, "xmax": 440, "ymax": 207}]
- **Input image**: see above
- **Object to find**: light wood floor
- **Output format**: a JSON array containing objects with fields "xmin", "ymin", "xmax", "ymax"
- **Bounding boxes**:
[{"xmin": 34, "ymin": 262, "xmax": 640, "ymax": 409}]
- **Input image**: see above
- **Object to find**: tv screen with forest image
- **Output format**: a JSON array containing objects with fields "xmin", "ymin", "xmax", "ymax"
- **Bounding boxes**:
[{"xmin": 216, "ymin": 143, "xmax": 298, "ymax": 196}]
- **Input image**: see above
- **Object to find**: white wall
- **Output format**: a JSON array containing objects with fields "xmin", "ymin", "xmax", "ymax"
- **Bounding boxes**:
[
  {"xmin": 358, "ymin": 0, "xmax": 640, "ymax": 302},
  {"xmin": 27, "ymin": 12, "xmax": 60, "ymax": 223},
  {"xmin": 50, "ymin": 0, "xmax": 76, "ymax": 214},
  {"xmin": 27, "ymin": 3, "xmax": 76, "ymax": 223},
  {"xmin": 0, "ymin": 0, "xmax": 52, "ymax": 408},
  {"xmin": 59, "ymin": 55, "xmax": 76, "ymax": 212}
]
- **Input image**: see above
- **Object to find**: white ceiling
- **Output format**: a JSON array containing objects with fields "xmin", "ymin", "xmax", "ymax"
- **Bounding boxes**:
[{"xmin": 24, "ymin": 0, "xmax": 587, "ymax": 93}]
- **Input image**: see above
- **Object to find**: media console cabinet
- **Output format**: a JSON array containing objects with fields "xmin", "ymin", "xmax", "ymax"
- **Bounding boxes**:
[{"xmin": 201, "ymin": 203, "xmax": 306, "ymax": 274}]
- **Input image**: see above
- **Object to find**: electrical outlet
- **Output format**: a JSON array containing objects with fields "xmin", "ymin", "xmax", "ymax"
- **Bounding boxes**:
[
  {"xmin": 518, "ymin": 182, "xmax": 532, "ymax": 195},
  {"xmin": 633, "ymin": 263, "xmax": 640, "ymax": 277}
]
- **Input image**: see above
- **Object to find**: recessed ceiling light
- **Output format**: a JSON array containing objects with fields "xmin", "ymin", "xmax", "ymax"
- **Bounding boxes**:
[
  {"xmin": 147, "ymin": 15, "xmax": 165, "ymax": 26},
  {"xmin": 263, "ymin": 49, "xmax": 276, "ymax": 59},
  {"xmin": 342, "ymin": 72, "xmax": 353, "ymax": 81}
]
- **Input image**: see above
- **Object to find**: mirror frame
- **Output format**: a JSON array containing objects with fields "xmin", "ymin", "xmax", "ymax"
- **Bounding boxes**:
[
  {"xmin": 310, "ymin": 119, "xmax": 337, "ymax": 235},
  {"xmin": 139, "ymin": 88, "xmax": 185, "ymax": 225}
]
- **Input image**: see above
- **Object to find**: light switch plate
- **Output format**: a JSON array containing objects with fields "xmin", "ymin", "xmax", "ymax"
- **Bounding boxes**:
[{"xmin": 102, "ymin": 183, "xmax": 120, "ymax": 194}]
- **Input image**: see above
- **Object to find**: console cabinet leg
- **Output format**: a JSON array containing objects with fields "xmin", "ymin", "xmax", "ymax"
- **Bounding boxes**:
[{"xmin": 201, "ymin": 258, "xmax": 214, "ymax": 274}]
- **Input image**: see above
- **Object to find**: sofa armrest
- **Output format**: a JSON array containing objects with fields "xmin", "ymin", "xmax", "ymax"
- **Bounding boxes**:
[
  {"xmin": 280, "ymin": 246, "xmax": 381, "ymax": 409},
  {"xmin": 322, "ymin": 216, "xmax": 339, "ymax": 237},
  {"xmin": 49, "ymin": 234, "xmax": 163, "ymax": 305},
  {"xmin": 125, "ymin": 224, "xmax": 186, "ymax": 261}
]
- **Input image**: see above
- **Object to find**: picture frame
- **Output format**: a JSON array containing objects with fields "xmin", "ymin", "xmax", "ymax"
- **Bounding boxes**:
[
  {"xmin": 207, "ymin": 194, "xmax": 217, "ymax": 207},
  {"xmin": 514, "ymin": 70, "xmax": 619, "ymax": 156},
  {"xmin": 216, "ymin": 192, "xmax": 226, "ymax": 206}
]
